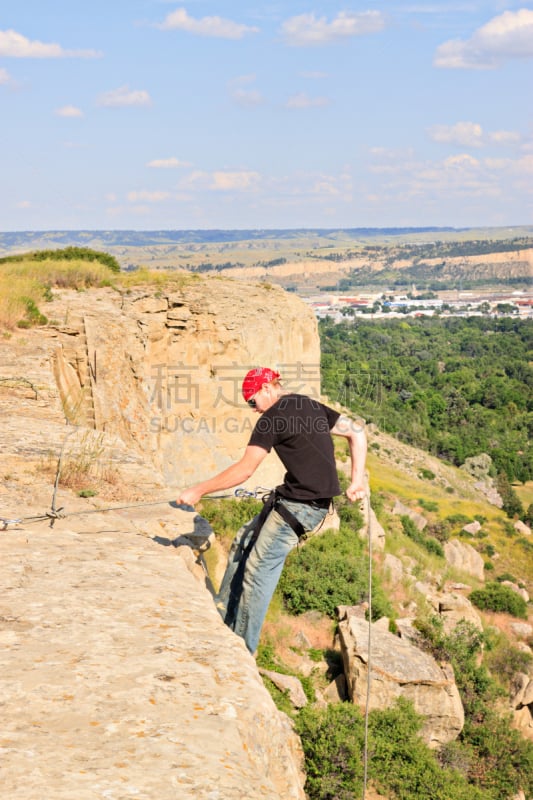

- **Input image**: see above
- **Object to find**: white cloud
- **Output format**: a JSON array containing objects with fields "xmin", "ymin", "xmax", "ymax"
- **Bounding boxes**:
[
  {"xmin": 55, "ymin": 105, "xmax": 83, "ymax": 118},
  {"xmin": 443, "ymin": 153, "xmax": 480, "ymax": 169},
  {"xmin": 97, "ymin": 86, "xmax": 152, "ymax": 108},
  {"xmin": 127, "ymin": 190, "xmax": 171, "ymax": 203},
  {"xmin": 428, "ymin": 121, "xmax": 522, "ymax": 148},
  {"xmin": 0, "ymin": 67, "xmax": 11, "ymax": 85},
  {"xmin": 285, "ymin": 92, "xmax": 330, "ymax": 109},
  {"xmin": 146, "ymin": 157, "xmax": 191, "ymax": 169},
  {"xmin": 228, "ymin": 74, "xmax": 263, "ymax": 107},
  {"xmin": 488, "ymin": 130, "xmax": 521, "ymax": 145},
  {"xmin": 281, "ymin": 11, "xmax": 386, "ymax": 46},
  {"xmin": 512, "ymin": 154, "xmax": 533, "ymax": 175},
  {"xmin": 428, "ymin": 121, "xmax": 484, "ymax": 147},
  {"xmin": 15, "ymin": 200, "xmax": 32, "ymax": 209},
  {"xmin": 181, "ymin": 170, "xmax": 260, "ymax": 191},
  {"xmin": 434, "ymin": 8, "xmax": 533, "ymax": 69},
  {"xmin": 157, "ymin": 7, "xmax": 259, "ymax": 39},
  {"xmin": 0, "ymin": 28, "xmax": 101, "ymax": 58},
  {"xmin": 210, "ymin": 171, "xmax": 260, "ymax": 191},
  {"xmin": 231, "ymin": 87, "xmax": 264, "ymax": 107}
]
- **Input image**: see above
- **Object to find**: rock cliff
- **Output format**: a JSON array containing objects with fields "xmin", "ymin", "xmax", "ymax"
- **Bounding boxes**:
[
  {"xmin": 51, "ymin": 278, "xmax": 321, "ymax": 491},
  {"xmin": 0, "ymin": 276, "xmax": 321, "ymax": 800}
]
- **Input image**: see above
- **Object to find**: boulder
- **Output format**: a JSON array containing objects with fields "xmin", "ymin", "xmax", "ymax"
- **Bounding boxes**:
[
  {"xmin": 443, "ymin": 539, "xmax": 484, "ymax": 581},
  {"xmin": 383, "ymin": 553, "xmax": 405, "ymax": 585},
  {"xmin": 510, "ymin": 622, "xmax": 533, "ymax": 640},
  {"xmin": 392, "ymin": 500, "xmax": 427, "ymax": 531},
  {"xmin": 462, "ymin": 520, "xmax": 481, "ymax": 535},
  {"xmin": 322, "ymin": 674, "xmax": 348, "ymax": 704},
  {"xmin": 438, "ymin": 592, "xmax": 483, "ymax": 633},
  {"xmin": 502, "ymin": 581, "xmax": 530, "ymax": 603},
  {"xmin": 514, "ymin": 520, "xmax": 531, "ymax": 536},
  {"xmin": 338, "ymin": 609, "xmax": 464, "ymax": 748},
  {"xmin": 259, "ymin": 670, "xmax": 308, "ymax": 709}
]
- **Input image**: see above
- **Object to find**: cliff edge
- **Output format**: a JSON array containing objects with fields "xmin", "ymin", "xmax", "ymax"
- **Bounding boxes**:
[{"xmin": 0, "ymin": 277, "xmax": 317, "ymax": 799}]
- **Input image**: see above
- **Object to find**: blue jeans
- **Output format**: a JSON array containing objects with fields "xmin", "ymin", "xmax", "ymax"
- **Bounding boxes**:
[{"xmin": 216, "ymin": 499, "xmax": 328, "ymax": 654}]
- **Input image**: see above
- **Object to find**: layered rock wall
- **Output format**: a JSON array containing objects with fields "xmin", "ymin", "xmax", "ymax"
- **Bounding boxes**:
[{"xmin": 51, "ymin": 278, "xmax": 321, "ymax": 492}]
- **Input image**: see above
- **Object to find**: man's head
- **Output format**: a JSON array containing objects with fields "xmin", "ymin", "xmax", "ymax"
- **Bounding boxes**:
[{"xmin": 242, "ymin": 367, "xmax": 281, "ymax": 412}]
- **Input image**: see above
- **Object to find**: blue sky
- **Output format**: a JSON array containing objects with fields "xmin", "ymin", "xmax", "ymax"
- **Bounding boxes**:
[{"xmin": 1, "ymin": 1, "xmax": 532, "ymax": 231}]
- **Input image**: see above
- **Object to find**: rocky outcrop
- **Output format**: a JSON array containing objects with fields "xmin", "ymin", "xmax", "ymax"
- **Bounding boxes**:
[
  {"xmin": 511, "ymin": 673, "xmax": 533, "ymax": 741},
  {"xmin": 0, "ymin": 505, "xmax": 306, "ymax": 799},
  {"xmin": 443, "ymin": 539, "xmax": 485, "ymax": 582},
  {"xmin": 515, "ymin": 520, "xmax": 531, "ymax": 536},
  {"xmin": 48, "ymin": 280, "xmax": 321, "ymax": 493},
  {"xmin": 0, "ymin": 278, "xmax": 322, "ymax": 800},
  {"xmin": 392, "ymin": 499, "xmax": 427, "ymax": 531},
  {"xmin": 338, "ymin": 608, "xmax": 464, "ymax": 747},
  {"xmin": 434, "ymin": 592, "xmax": 483, "ymax": 634}
]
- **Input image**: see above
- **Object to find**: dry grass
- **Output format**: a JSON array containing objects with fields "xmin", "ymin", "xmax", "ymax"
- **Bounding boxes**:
[
  {"xmin": 37, "ymin": 431, "xmax": 123, "ymax": 500},
  {"xmin": 0, "ymin": 257, "xmax": 201, "ymax": 330}
]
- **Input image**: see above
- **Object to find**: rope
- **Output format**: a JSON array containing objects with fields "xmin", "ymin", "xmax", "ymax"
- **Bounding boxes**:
[
  {"xmin": 0, "ymin": 487, "xmax": 267, "ymax": 531},
  {"xmin": 362, "ymin": 489, "xmax": 373, "ymax": 800}
]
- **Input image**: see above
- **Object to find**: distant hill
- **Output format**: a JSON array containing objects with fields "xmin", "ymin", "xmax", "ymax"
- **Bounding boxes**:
[
  {"xmin": 1, "ymin": 227, "xmax": 532, "ymax": 290},
  {"xmin": 2, "ymin": 226, "xmax": 533, "ymax": 254}
]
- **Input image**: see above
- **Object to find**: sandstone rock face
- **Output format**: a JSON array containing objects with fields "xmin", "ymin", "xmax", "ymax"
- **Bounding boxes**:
[
  {"xmin": 0, "ymin": 506, "xmax": 306, "ymax": 800},
  {"xmin": 49, "ymin": 280, "xmax": 322, "ymax": 493},
  {"xmin": 338, "ymin": 610, "xmax": 464, "ymax": 748},
  {"xmin": 1, "ymin": 279, "xmax": 322, "ymax": 800},
  {"xmin": 436, "ymin": 592, "xmax": 483, "ymax": 634},
  {"xmin": 444, "ymin": 539, "xmax": 485, "ymax": 582}
]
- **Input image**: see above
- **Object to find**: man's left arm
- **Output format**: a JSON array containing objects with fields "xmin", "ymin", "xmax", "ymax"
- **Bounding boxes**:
[{"xmin": 330, "ymin": 415, "xmax": 367, "ymax": 502}]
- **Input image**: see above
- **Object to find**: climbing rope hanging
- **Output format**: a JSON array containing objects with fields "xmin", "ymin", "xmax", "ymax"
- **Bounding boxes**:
[{"xmin": 362, "ymin": 488, "xmax": 373, "ymax": 800}]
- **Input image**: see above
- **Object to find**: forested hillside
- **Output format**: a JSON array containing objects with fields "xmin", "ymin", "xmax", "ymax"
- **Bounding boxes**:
[{"xmin": 320, "ymin": 317, "xmax": 533, "ymax": 486}]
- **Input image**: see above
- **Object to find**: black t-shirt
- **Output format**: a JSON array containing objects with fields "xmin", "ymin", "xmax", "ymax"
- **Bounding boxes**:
[{"xmin": 248, "ymin": 393, "xmax": 341, "ymax": 501}]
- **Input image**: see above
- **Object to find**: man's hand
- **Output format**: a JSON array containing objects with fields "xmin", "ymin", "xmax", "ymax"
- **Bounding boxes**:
[
  {"xmin": 346, "ymin": 482, "xmax": 366, "ymax": 503},
  {"xmin": 176, "ymin": 486, "xmax": 203, "ymax": 507}
]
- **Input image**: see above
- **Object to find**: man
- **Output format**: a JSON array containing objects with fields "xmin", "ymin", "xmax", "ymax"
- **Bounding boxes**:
[{"xmin": 177, "ymin": 367, "xmax": 367, "ymax": 655}]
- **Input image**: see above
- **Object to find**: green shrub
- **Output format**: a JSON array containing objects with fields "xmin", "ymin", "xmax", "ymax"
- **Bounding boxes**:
[
  {"xmin": 419, "ymin": 498, "xmax": 439, "ymax": 512},
  {"xmin": 0, "ymin": 246, "xmax": 121, "ymax": 273},
  {"xmin": 400, "ymin": 515, "xmax": 444, "ymax": 557},
  {"xmin": 414, "ymin": 617, "xmax": 500, "ymax": 718},
  {"xmin": 485, "ymin": 640, "xmax": 532, "ymax": 689},
  {"xmin": 495, "ymin": 472, "xmax": 524, "ymax": 519},
  {"xmin": 446, "ymin": 513, "xmax": 472, "ymax": 527},
  {"xmin": 18, "ymin": 297, "xmax": 48, "ymax": 327},
  {"xmin": 463, "ymin": 710, "xmax": 533, "ymax": 798},
  {"xmin": 296, "ymin": 699, "xmax": 487, "ymax": 800},
  {"xmin": 277, "ymin": 520, "xmax": 393, "ymax": 621},
  {"xmin": 278, "ymin": 525, "xmax": 368, "ymax": 617},
  {"xmin": 469, "ymin": 582, "xmax": 528, "ymax": 619},
  {"xmin": 199, "ymin": 496, "xmax": 262, "ymax": 543},
  {"xmin": 496, "ymin": 572, "xmax": 517, "ymax": 583},
  {"xmin": 426, "ymin": 519, "xmax": 452, "ymax": 542},
  {"xmin": 296, "ymin": 703, "xmax": 365, "ymax": 799}
]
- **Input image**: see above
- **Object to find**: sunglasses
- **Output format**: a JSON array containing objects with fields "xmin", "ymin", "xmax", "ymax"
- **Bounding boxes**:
[{"xmin": 247, "ymin": 398, "xmax": 257, "ymax": 408}]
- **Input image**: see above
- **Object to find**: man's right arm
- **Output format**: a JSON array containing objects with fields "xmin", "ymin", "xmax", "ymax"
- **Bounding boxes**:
[{"xmin": 177, "ymin": 445, "xmax": 269, "ymax": 506}]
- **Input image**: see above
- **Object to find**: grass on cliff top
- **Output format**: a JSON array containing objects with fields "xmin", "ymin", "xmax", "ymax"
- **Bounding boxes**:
[{"xmin": 0, "ymin": 256, "xmax": 202, "ymax": 330}]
